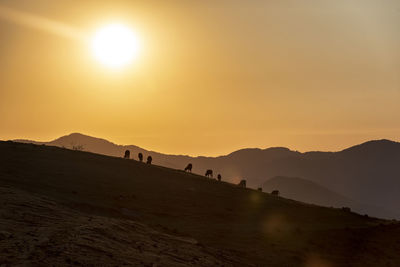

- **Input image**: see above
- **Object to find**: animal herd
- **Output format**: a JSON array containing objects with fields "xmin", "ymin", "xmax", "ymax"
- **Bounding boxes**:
[
  {"xmin": 123, "ymin": 149, "xmax": 280, "ymax": 196},
  {"xmin": 124, "ymin": 150, "xmax": 152, "ymax": 164}
]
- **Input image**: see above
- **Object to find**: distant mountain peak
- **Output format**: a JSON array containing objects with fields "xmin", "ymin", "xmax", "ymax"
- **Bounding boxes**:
[
  {"xmin": 54, "ymin": 132, "xmax": 102, "ymax": 140},
  {"xmin": 341, "ymin": 139, "xmax": 400, "ymax": 154},
  {"xmin": 226, "ymin": 147, "xmax": 296, "ymax": 158},
  {"xmin": 52, "ymin": 132, "xmax": 118, "ymax": 145},
  {"xmin": 356, "ymin": 139, "xmax": 398, "ymax": 146}
]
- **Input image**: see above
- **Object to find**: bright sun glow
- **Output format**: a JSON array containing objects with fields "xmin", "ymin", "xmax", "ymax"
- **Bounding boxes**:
[{"xmin": 91, "ymin": 23, "xmax": 140, "ymax": 68}]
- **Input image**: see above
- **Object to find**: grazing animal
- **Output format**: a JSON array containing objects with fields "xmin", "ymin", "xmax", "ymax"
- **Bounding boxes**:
[
  {"xmin": 257, "ymin": 187, "xmax": 262, "ymax": 192},
  {"xmin": 138, "ymin": 153, "xmax": 143, "ymax": 162},
  {"xmin": 205, "ymin": 169, "xmax": 213, "ymax": 178},
  {"xmin": 146, "ymin": 156, "xmax": 152, "ymax": 164},
  {"xmin": 184, "ymin": 163, "xmax": 192, "ymax": 172},
  {"xmin": 271, "ymin": 190, "xmax": 280, "ymax": 196},
  {"xmin": 124, "ymin": 150, "xmax": 130, "ymax": 159},
  {"xmin": 238, "ymin": 179, "xmax": 246, "ymax": 188},
  {"xmin": 217, "ymin": 174, "xmax": 222, "ymax": 181}
]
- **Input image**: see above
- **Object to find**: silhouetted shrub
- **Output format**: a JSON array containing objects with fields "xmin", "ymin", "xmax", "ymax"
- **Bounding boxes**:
[
  {"xmin": 342, "ymin": 207, "xmax": 351, "ymax": 212},
  {"xmin": 70, "ymin": 141, "xmax": 84, "ymax": 151},
  {"xmin": 217, "ymin": 174, "xmax": 222, "ymax": 181},
  {"xmin": 124, "ymin": 150, "xmax": 130, "ymax": 159},
  {"xmin": 271, "ymin": 190, "xmax": 279, "ymax": 196},
  {"xmin": 72, "ymin": 145, "xmax": 84, "ymax": 151},
  {"xmin": 146, "ymin": 156, "xmax": 152, "ymax": 164},
  {"xmin": 238, "ymin": 180, "xmax": 246, "ymax": 188},
  {"xmin": 257, "ymin": 187, "xmax": 262, "ymax": 191},
  {"xmin": 184, "ymin": 163, "xmax": 192, "ymax": 172},
  {"xmin": 138, "ymin": 153, "xmax": 143, "ymax": 162},
  {"xmin": 205, "ymin": 169, "xmax": 213, "ymax": 178}
]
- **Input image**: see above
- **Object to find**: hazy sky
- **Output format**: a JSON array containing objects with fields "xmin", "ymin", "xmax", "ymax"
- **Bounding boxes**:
[{"xmin": 0, "ymin": 0, "xmax": 399, "ymax": 156}]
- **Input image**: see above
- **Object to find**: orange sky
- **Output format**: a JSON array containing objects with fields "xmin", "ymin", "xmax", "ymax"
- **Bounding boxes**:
[{"xmin": 0, "ymin": 0, "xmax": 399, "ymax": 156}]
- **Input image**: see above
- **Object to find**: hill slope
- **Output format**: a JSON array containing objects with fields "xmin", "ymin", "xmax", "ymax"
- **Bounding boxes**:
[
  {"xmin": 1, "ymin": 141, "xmax": 400, "ymax": 266},
  {"xmin": 261, "ymin": 176, "xmax": 398, "ymax": 219},
  {"xmin": 262, "ymin": 176, "xmax": 360, "ymax": 208},
  {"xmin": 13, "ymin": 133, "xmax": 400, "ymax": 219},
  {"xmin": 0, "ymin": 185, "xmax": 236, "ymax": 266}
]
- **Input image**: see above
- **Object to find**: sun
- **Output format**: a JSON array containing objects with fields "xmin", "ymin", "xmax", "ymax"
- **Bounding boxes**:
[{"xmin": 91, "ymin": 23, "xmax": 140, "ymax": 69}]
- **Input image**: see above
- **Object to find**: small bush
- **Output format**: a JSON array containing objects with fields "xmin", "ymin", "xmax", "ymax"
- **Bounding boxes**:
[{"xmin": 342, "ymin": 207, "xmax": 351, "ymax": 212}]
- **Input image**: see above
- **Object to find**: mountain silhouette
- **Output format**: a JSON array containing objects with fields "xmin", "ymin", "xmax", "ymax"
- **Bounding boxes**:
[{"xmin": 14, "ymin": 133, "xmax": 400, "ymax": 219}]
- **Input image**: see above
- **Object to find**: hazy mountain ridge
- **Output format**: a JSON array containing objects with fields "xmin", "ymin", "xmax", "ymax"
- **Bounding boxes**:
[{"xmin": 13, "ymin": 133, "xmax": 400, "ymax": 219}]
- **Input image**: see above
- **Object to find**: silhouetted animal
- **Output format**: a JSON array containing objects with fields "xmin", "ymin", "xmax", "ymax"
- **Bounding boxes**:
[
  {"xmin": 124, "ymin": 150, "xmax": 130, "ymax": 159},
  {"xmin": 257, "ymin": 187, "xmax": 262, "ymax": 191},
  {"xmin": 146, "ymin": 156, "xmax": 152, "ymax": 164},
  {"xmin": 271, "ymin": 190, "xmax": 280, "ymax": 196},
  {"xmin": 205, "ymin": 169, "xmax": 213, "ymax": 178},
  {"xmin": 138, "ymin": 153, "xmax": 143, "ymax": 162},
  {"xmin": 184, "ymin": 163, "xmax": 192, "ymax": 172},
  {"xmin": 238, "ymin": 179, "xmax": 246, "ymax": 188},
  {"xmin": 217, "ymin": 174, "xmax": 221, "ymax": 181}
]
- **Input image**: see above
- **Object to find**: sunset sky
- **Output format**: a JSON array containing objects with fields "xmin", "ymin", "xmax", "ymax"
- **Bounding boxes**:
[{"xmin": 1, "ymin": 0, "xmax": 399, "ymax": 156}]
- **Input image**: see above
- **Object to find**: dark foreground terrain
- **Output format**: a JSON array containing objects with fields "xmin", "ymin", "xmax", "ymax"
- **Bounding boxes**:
[{"xmin": 1, "ymin": 141, "xmax": 400, "ymax": 266}]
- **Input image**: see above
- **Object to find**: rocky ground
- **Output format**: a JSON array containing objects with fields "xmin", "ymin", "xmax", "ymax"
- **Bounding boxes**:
[{"xmin": 0, "ymin": 185, "xmax": 244, "ymax": 266}]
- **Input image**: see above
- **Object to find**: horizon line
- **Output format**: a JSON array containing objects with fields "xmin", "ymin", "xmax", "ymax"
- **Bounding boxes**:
[{"xmin": 5, "ymin": 132, "xmax": 400, "ymax": 158}]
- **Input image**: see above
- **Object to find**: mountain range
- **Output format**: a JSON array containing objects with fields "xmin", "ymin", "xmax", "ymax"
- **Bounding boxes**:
[{"xmin": 14, "ymin": 133, "xmax": 400, "ymax": 219}]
